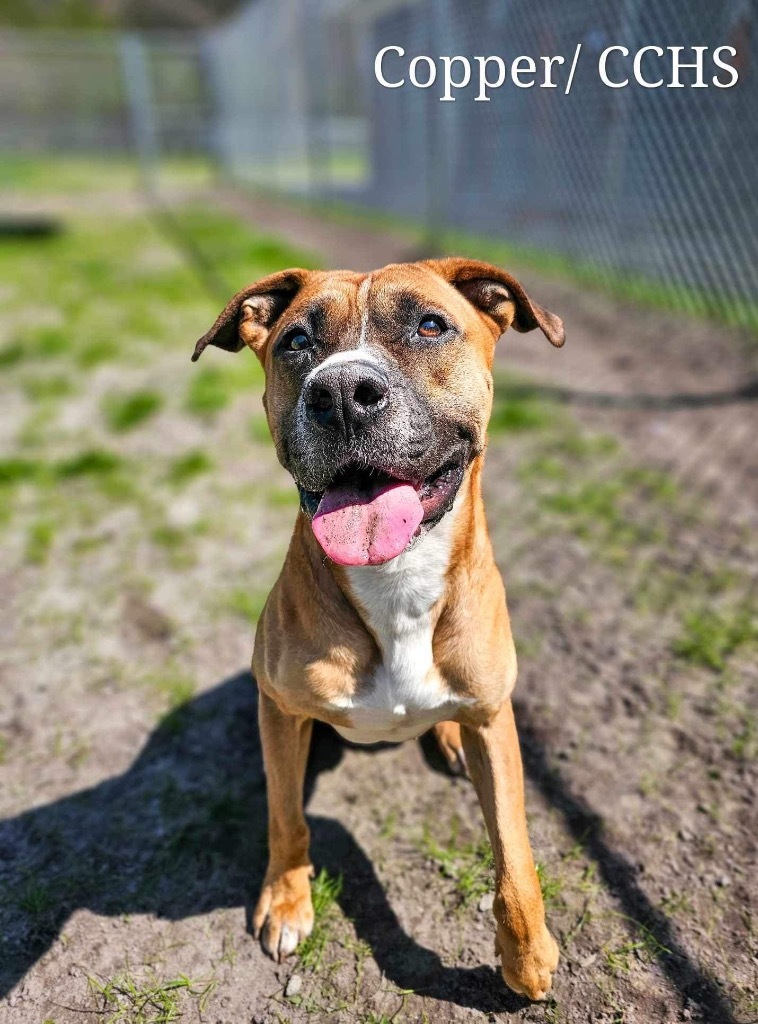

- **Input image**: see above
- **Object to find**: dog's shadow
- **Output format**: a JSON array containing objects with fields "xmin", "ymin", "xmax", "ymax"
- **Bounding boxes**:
[{"xmin": 0, "ymin": 670, "xmax": 523, "ymax": 1014}]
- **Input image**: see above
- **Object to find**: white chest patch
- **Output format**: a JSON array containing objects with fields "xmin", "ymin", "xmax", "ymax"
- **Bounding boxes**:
[{"xmin": 332, "ymin": 511, "xmax": 473, "ymax": 744}]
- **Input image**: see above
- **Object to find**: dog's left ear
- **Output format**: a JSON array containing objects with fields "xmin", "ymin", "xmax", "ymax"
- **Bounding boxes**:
[
  {"xmin": 424, "ymin": 257, "xmax": 565, "ymax": 347},
  {"xmin": 191, "ymin": 268, "xmax": 311, "ymax": 362}
]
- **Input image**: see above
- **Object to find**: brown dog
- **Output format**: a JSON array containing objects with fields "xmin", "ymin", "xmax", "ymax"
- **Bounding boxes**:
[{"xmin": 193, "ymin": 258, "xmax": 565, "ymax": 999}]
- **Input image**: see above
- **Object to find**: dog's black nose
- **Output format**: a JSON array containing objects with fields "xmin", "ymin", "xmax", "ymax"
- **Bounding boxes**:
[{"xmin": 304, "ymin": 360, "xmax": 389, "ymax": 433}]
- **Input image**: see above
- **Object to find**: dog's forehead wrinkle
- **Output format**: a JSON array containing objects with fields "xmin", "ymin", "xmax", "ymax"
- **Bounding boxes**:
[{"xmin": 358, "ymin": 273, "xmax": 373, "ymax": 347}]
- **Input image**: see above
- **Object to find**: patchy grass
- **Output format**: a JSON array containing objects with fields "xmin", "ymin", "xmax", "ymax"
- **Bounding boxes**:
[
  {"xmin": 0, "ymin": 448, "xmax": 124, "ymax": 488},
  {"xmin": 103, "ymin": 389, "xmax": 164, "ymax": 433},
  {"xmin": 226, "ymin": 587, "xmax": 270, "ymax": 625},
  {"xmin": 673, "ymin": 602, "xmax": 757, "ymax": 671},
  {"xmin": 20, "ymin": 372, "xmax": 74, "ymax": 401},
  {"xmin": 0, "ymin": 206, "xmax": 314, "ymax": 382},
  {"xmin": 525, "ymin": 462, "xmax": 681, "ymax": 565},
  {"xmin": 536, "ymin": 862, "xmax": 564, "ymax": 907},
  {"xmin": 56, "ymin": 448, "xmax": 124, "ymax": 480},
  {"xmin": 490, "ymin": 379, "xmax": 557, "ymax": 434},
  {"xmin": 169, "ymin": 205, "xmax": 318, "ymax": 288},
  {"xmin": 24, "ymin": 520, "xmax": 55, "ymax": 565},
  {"xmin": 166, "ymin": 450, "xmax": 214, "ymax": 486},
  {"xmin": 149, "ymin": 523, "xmax": 202, "ymax": 569},
  {"xmin": 0, "ymin": 155, "xmax": 215, "ymax": 194},
  {"xmin": 297, "ymin": 869, "xmax": 344, "ymax": 972},
  {"xmin": 420, "ymin": 819, "xmax": 494, "ymax": 906},
  {"xmin": 185, "ymin": 359, "xmax": 263, "ymax": 418},
  {"xmin": 143, "ymin": 670, "xmax": 196, "ymax": 712},
  {"xmin": 249, "ymin": 413, "xmax": 272, "ymax": 444},
  {"xmin": 88, "ymin": 966, "xmax": 217, "ymax": 1024},
  {"xmin": 19, "ymin": 880, "xmax": 57, "ymax": 918}
]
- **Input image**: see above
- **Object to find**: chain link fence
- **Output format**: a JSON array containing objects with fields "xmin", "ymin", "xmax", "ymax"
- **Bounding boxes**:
[
  {"xmin": 0, "ymin": 29, "xmax": 211, "ymax": 159},
  {"xmin": 2, "ymin": 0, "xmax": 757, "ymax": 331}
]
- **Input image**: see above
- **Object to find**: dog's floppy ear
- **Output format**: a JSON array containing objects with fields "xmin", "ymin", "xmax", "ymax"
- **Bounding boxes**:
[
  {"xmin": 424, "ymin": 257, "xmax": 565, "ymax": 348},
  {"xmin": 191, "ymin": 268, "xmax": 311, "ymax": 362}
]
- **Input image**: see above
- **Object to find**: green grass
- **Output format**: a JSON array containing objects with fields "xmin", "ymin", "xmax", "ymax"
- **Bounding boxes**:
[
  {"xmin": 166, "ymin": 450, "xmax": 214, "ymax": 485},
  {"xmin": 0, "ymin": 154, "xmax": 214, "ymax": 194},
  {"xmin": 420, "ymin": 819, "xmax": 494, "ymax": 906},
  {"xmin": 226, "ymin": 587, "xmax": 269, "ymax": 624},
  {"xmin": 490, "ymin": 379, "xmax": 557, "ymax": 434},
  {"xmin": 185, "ymin": 366, "xmax": 230, "ymax": 416},
  {"xmin": 185, "ymin": 358, "xmax": 263, "ymax": 418},
  {"xmin": 0, "ymin": 448, "xmax": 123, "ymax": 488},
  {"xmin": 169, "ymin": 206, "xmax": 318, "ymax": 290},
  {"xmin": 57, "ymin": 448, "xmax": 123, "ymax": 479},
  {"xmin": 249, "ymin": 413, "xmax": 272, "ymax": 444},
  {"xmin": 88, "ymin": 967, "xmax": 216, "ymax": 1024},
  {"xmin": 297, "ymin": 869, "xmax": 344, "ymax": 972},
  {"xmin": 536, "ymin": 862, "xmax": 564, "ymax": 907},
  {"xmin": 533, "ymin": 466, "xmax": 678, "ymax": 562},
  {"xmin": 0, "ymin": 205, "xmax": 313, "ymax": 381},
  {"xmin": 20, "ymin": 372, "xmax": 73, "ymax": 401},
  {"xmin": 102, "ymin": 389, "xmax": 164, "ymax": 432},
  {"xmin": 144, "ymin": 670, "xmax": 196, "ymax": 711},
  {"xmin": 149, "ymin": 524, "xmax": 200, "ymax": 568},
  {"xmin": 25, "ymin": 519, "xmax": 54, "ymax": 565},
  {"xmin": 673, "ymin": 602, "xmax": 757, "ymax": 671},
  {"xmin": 19, "ymin": 880, "xmax": 56, "ymax": 917}
]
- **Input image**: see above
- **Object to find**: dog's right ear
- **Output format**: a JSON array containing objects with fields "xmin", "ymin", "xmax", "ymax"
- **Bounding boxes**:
[{"xmin": 191, "ymin": 268, "xmax": 311, "ymax": 363}]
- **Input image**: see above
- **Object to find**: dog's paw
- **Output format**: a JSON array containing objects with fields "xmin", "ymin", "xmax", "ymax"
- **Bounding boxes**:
[
  {"xmin": 253, "ymin": 865, "xmax": 315, "ymax": 962},
  {"xmin": 432, "ymin": 720, "xmax": 469, "ymax": 777},
  {"xmin": 497, "ymin": 923, "xmax": 559, "ymax": 1001}
]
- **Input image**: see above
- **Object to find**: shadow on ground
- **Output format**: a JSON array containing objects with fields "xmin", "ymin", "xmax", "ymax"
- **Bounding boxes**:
[{"xmin": 0, "ymin": 671, "xmax": 740, "ymax": 1020}]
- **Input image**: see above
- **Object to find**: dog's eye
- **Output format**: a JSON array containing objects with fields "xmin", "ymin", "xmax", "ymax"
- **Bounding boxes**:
[
  {"xmin": 418, "ymin": 317, "xmax": 445, "ymax": 338},
  {"xmin": 283, "ymin": 330, "xmax": 312, "ymax": 352}
]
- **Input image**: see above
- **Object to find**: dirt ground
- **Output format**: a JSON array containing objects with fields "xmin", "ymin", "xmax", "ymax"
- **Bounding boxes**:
[{"xmin": 0, "ymin": 180, "xmax": 756, "ymax": 1024}]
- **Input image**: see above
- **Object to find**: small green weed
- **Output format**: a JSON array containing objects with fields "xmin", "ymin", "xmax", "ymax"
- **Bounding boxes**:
[
  {"xmin": 490, "ymin": 384, "xmax": 555, "ymax": 434},
  {"xmin": 150, "ymin": 524, "xmax": 199, "ymax": 568},
  {"xmin": 186, "ymin": 367, "xmax": 229, "ymax": 416},
  {"xmin": 56, "ymin": 448, "xmax": 122, "ymax": 479},
  {"xmin": 0, "ymin": 457, "xmax": 44, "ymax": 486},
  {"xmin": 166, "ymin": 450, "xmax": 213, "ymax": 485},
  {"xmin": 21, "ymin": 373, "xmax": 73, "ymax": 401},
  {"xmin": 659, "ymin": 889, "xmax": 694, "ymax": 916},
  {"xmin": 421, "ymin": 819, "xmax": 494, "ymax": 906},
  {"xmin": 673, "ymin": 602, "xmax": 757, "ymax": 671},
  {"xmin": 297, "ymin": 869, "xmax": 343, "ymax": 972},
  {"xmin": 250, "ymin": 414, "xmax": 271, "ymax": 444},
  {"xmin": 144, "ymin": 670, "xmax": 195, "ymax": 711},
  {"xmin": 536, "ymin": 862, "xmax": 564, "ymax": 906},
  {"xmin": 19, "ymin": 880, "xmax": 56, "ymax": 917},
  {"xmin": 103, "ymin": 389, "xmax": 164, "ymax": 432},
  {"xmin": 185, "ymin": 359, "xmax": 262, "ymax": 418},
  {"xmin": 226, "ymin": 587, "xmax": 269, "ymax": 624},
  {"xmin": 88, "ymin": 967, "xmax": 216, "ymax": 1024},
  {"xmin": 25, "ymin": 520, "xmax": 54, "ymax": 565}
]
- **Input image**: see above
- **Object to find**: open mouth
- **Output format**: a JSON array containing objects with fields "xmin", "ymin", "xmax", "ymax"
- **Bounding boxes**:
[{"xmin": 299, "ymin": 457, "xmax": 464, "ymax": 566}]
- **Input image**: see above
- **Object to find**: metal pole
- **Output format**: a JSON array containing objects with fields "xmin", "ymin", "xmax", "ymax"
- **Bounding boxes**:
[{"xmin": 119, "ymin": 32, "xmax": 160, "ymax": 197}]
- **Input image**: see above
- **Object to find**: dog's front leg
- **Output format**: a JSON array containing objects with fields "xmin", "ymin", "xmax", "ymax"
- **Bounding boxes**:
[
  {"xmin": 253, "ymin": 687, "xmax": 315, "ymax": 962},
  {"xmin": 462, "ymin": 699, "xmax": 559, "ymax": 1000}
]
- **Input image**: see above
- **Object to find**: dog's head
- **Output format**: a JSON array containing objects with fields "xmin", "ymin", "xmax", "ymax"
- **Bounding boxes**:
[{"xmin": 193, "ymin": 258, "xmax": 563, "ymax": 565}]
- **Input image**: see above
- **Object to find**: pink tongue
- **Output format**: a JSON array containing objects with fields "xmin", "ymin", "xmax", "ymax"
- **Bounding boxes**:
[{"xmin": 312, "ymin": 481, "xmax": 423, "ymax": 566}]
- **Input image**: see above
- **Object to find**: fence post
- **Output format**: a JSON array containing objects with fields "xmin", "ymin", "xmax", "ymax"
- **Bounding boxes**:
[
  {"xmin": 119, "ymin": 32, "xmax": 160, "ymax": 195},
  {"xmin": 423, "ymin": 0, "xmax": 447, "ymax": 253}
]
